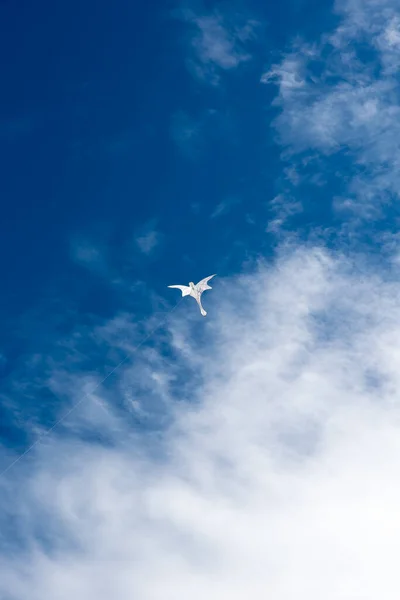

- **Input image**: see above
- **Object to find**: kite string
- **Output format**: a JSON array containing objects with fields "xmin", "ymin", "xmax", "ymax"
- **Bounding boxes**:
[{"xmin": 0, "ymin": 298, "xmax": 183, "ymax": 479}]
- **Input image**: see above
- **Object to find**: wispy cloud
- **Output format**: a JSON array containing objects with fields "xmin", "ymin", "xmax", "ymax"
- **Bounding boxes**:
[
  {"xmin": 3, "ymin": 246, "xmax": 400, "ymax": 597},
  {"xmin": 266, "ymin": 193, "xmax": 303, "ymax": 233},
  {"xmin": 70, "ymin": 237, "xmax": 106, "ymax": 273},
  {"xmin": 135, "ymin": 226, "xmax": 161, "ymax": 256},
  {"xmin": 210, "ymin": 196, "xmax": 239, "ymax": 219},
  {"xmin": 180, "ymin": 7, "xmax": 259, "ymax": 84},
  {"xmin": 262, "ymin": 0, "xmax": 400, "ymax": 222}
]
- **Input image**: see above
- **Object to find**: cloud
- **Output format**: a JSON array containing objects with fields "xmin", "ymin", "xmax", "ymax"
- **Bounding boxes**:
[
  {"xmin": 266, "ymin": 193, "xmax": 303, "ymax": 233},
  {"xmin": 69, "ymin": 228, "xmax": 117, "ymax": 279},
  {"xmin": 210, "ymin": 196, "xmax": 239, "ymax": 219},
  {"xmin": 3, "ymin": 246, "xmax": 400, "ymax": 597},
  {"xmin": 135, "ymin": 229, "xmax": 160, "ymax": 256},
  {"xmin": 262, "ymin": 0, "xmax": 400, "ymax": 220},
  {"xmin": 71, "ymin": 238, "xmax": 105, "ymax": 271},
  {"xmin": 181, "ymin": 7, "xmax": 259, "ymax": 84}
]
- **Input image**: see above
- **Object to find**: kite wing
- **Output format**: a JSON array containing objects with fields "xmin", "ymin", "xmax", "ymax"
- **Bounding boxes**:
[
  {"xmin": 168, "ymin": 284, "xmax": 191, "ymax": 297},
  {"xmin": 195, "ymin": 274, "xmax": 216, "ymax": 294}
]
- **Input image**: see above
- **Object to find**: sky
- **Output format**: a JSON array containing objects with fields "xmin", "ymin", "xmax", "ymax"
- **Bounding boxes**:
[{"xmin": 2, "ymin": 0, "xmax": 400, "ymax": 597}]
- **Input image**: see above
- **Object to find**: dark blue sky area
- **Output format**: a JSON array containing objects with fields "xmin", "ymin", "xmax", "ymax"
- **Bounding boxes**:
[{"xmin": 0, "ymin": 0, "xmax": 338, "ymax": 391}]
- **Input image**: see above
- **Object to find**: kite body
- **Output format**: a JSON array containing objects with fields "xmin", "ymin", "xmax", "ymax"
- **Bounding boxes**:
[{"xmin": 168, "ymin": 274, "xmax": 216, "ymax": 316}]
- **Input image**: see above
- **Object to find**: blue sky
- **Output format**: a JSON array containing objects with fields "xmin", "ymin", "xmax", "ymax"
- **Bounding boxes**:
[
  {"xmin": 0, "ymin": 0, "xmax": 334, "ymax": 438},
  {"xmin": 0, "ymin": 0, "xmax": 336, "ymax": 324},
  {"xmin": 3, "ymin": 0, "xmax": 400, "ymax": 597}
]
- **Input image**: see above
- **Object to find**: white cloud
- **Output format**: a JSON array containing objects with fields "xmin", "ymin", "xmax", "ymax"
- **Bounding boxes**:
[
  {"xmin": 181, "ymin": 8, "xmax": 259, "ymax": 84},
  {"xmin": 266, "ymin": 193, "xmax": 303, "ymax": 233},
  {"xmin": 133, "ymin": 220, "xmax": 162, "ymax": 257},
  {"xmin": 192, "ymin": 14, "xmax": 250, "ymax": 68},
  {"xmin": 136, "ymin": 230, "xmax": 160, "ymax": 255},
  {"xmin": 262, "ymin": 0, "xmax": 400, "ymax": 219},
  {"xmin": 3, "ymin": 247, "xmax": 400, "ymax": 597}
]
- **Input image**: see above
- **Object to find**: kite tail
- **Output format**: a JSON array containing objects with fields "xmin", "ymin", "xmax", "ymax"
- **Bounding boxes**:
[{"xmin": 196, "ymin": 296, "xmax": 207, "ymax": 317}]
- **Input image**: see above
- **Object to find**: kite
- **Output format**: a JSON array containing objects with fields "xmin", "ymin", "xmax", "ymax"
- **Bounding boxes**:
[{"xmin": 168, "ymin": 274, "xmax": 216, "ymax": 316}]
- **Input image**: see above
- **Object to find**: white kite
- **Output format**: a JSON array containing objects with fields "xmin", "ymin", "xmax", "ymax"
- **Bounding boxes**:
[{"xmin": 168, "ymin": 274, "xmax": 216, "ymax": 316}]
